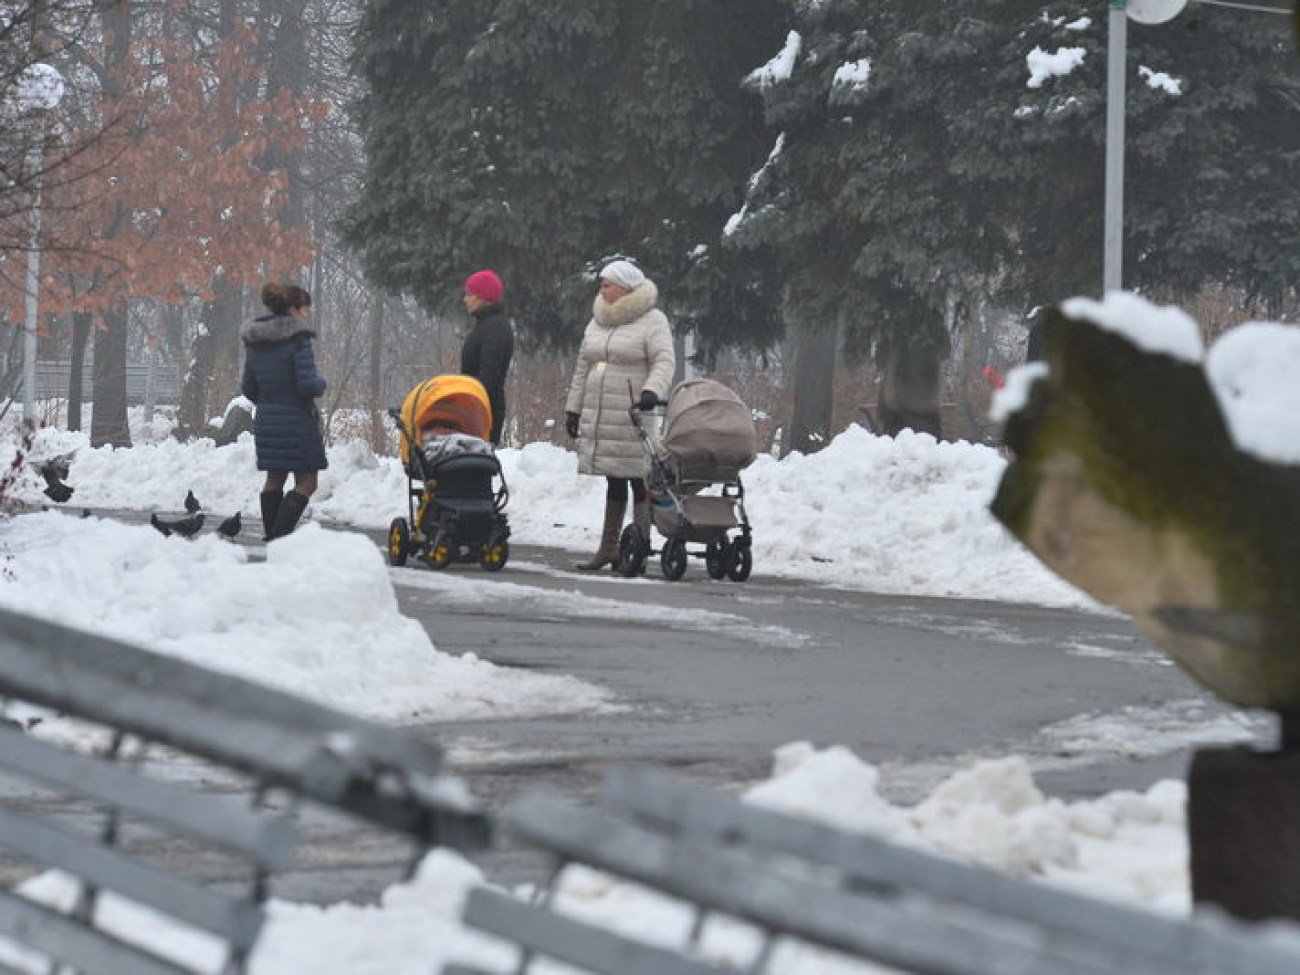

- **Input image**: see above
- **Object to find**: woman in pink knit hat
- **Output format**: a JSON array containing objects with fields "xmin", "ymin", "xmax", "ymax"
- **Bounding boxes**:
[{"xmin": 460, "ymin": 270, "xmax": 514, "ymax": 445}]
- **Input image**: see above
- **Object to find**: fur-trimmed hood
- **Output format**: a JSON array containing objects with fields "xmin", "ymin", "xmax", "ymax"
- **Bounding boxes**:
[
  {"xmin": 592, "ymin": 279, "xmax": 659, "ymax": 329},
  {"xmin": 241, "ymin": 313, "xmax": 318, "ymax": 347}
]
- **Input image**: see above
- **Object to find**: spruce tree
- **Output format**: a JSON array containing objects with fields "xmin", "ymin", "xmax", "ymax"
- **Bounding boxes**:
[
  {"xmin": 730, "ymin": 0, "xmax": 1300, "ymax": 437},
  {"xmin": 344, "ymin": 0, "xmax": 787, "ymax": 348}
]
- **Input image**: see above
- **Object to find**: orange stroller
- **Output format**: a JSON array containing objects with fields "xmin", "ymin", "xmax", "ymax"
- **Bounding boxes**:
[{"xmin": 387, "ymin": 375, "xmax": 510, "ymax": 571}]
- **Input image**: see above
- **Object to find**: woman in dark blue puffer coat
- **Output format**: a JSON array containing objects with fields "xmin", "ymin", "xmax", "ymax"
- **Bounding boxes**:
[{"xmin": 240, "ymin": 283, "xmax": 328, "ymax": 540}]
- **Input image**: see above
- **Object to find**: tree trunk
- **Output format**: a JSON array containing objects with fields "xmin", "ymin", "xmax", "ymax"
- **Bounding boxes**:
[
  {"xmin": 786, "ymin": 324, "xmax": 837, "ymax": 456},
  {"xmin": 878, "ymin": 340, "xmax": 943, "ymax": 438},
  {"xmin": 368, "ymin": 294, "xmax": 385, "ymax": 452},
  {"xmin": 258, "ymin": 0, "xmax": 309, "ymax": 232},
  {"xmin": 178, "ymin": 276, "xmax": 242, "ymax": 438},
  {"xmin": 67, "ymin": 310, "xmax": 91, "ymax": 431},
  {"xmin": 90, "ymin": 306, "xmax": 130, "ymax": 448}
]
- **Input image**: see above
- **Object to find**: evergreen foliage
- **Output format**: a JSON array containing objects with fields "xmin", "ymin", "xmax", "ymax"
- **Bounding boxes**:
[
  {"xmin": 730, "ymin": 0, "xmax": 1300, "ymax": 365},
  {"xmin": 344, "ymin": 0, "xmax": 787, "ymax": 349}
]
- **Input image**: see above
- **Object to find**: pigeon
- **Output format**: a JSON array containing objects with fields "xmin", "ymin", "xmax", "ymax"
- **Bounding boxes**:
[
  {"xmin": 217, "ymin": 511, "xmax": 241, "ymax": 539},
  {"xmin": 184, "ymin": 489, "xmax": 202, "ymax": 514},
  {"xmin": 37, "ymin": 452, "xmax": 74, "ymax": 482},
  {"xmin": 35, "ymin": 456, "xmax": 74, "ymax": 503},
  {"xmin": 41, "ymin": 477, "xmax": 73, "ymax": 503},
  {"xmin": 150, "ymin": 512, "xmax": 204, "ymax": 538}
]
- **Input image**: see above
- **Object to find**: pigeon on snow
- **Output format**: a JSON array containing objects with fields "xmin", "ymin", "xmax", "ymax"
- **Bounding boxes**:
[
  {"xmin": 34, "ymin": 455, "xmax": 74, "ymax": 503},
  {"xmin": 150, "ymin": 512, "xmax": 204, "ymax": 538}
]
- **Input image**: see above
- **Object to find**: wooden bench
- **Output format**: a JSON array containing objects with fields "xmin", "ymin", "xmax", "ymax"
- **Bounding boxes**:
[
  {"xmin": 446, "ymin": 769, "xmax": 1300, "ymax": 975},
  {"xmin": 0, "ymin": 606, "xmax": 490, "ymax": 974}
]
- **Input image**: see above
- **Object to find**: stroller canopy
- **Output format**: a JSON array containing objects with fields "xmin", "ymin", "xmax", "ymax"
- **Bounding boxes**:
[
  {"xmin": 397, "ymin": 375, "xmax": 493, "ymax": 465},
  {"xmin": 660, "ymin": 379, "xmax": 757, "ymax": 478}
]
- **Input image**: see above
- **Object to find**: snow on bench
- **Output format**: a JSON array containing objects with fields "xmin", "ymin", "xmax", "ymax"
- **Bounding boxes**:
[{"xmin": 445, "ymin": 769, "xmax": 1300, "ymax": 975}]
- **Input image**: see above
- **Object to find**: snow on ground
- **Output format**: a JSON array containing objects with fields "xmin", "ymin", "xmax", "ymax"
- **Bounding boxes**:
[
  {"xmin": 0, "ymin": 511, "xmax": 613, "ymax": 741},
  {"xmin": 19, "ymin": 411, "xmax": 1091, "ymax": 608}
]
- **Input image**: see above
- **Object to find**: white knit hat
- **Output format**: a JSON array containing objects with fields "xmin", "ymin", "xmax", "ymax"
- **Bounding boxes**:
[{"xmin": 599, "ymin": 260, "xmax": 646, "ymax": 290}]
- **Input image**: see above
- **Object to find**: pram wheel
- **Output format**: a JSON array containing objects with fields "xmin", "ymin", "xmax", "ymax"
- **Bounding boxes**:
[
  {"xmin": 387, "ymin": 518, "xmax": 410, "ymax": 567},
  {"xmin": 726, "ymin": 538, "xmax": 753, "ymax": 582},
  {"xmin": 660, "ymin": 538, "xmax": 688, "ymax": 581},
  {"xmin": 705, "ymin": 540, "xmax": 730, "ymax": 580},
  {"xmin": 424, "ymin": 532, "xmax": 453, "ymax": 570},
  {"xmin": 480, "ymin": 534, "xmax": 509, "ymax": 572},
  {"xmin": 617, "ymin": 524, "xmax": 648, "ymax": 577}
]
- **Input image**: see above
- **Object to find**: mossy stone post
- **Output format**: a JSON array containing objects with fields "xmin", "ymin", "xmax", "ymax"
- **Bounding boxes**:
[{"xmin": 992, "ymin": 301, "xmax": 1300, "ymax": 922}]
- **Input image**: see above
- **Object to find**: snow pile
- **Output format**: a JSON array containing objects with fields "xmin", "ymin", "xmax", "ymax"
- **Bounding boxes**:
[{"xmin": 0, "ymin": 511, "xmax": 612, "ymax": 727}]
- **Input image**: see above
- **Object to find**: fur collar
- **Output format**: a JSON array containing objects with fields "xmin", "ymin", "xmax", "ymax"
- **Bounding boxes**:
[
  {"xmin": 241, "ymin": 313, "xmax": 317, "ymax": 346},
  {"xmin": 592, "ymin": 279, "xmax": 659, "ymax": 328}
]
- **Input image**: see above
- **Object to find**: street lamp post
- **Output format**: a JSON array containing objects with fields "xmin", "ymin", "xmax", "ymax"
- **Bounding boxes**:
[
  {"xmin": 15, "ymin": 63, "xmax": 65, "ymax": 428},
  {"xmin": 1104, "ymin": 0, "xmax": 1187, "ymax": 294},
  {"xmin": 1104, "ymin": 2, "xmax": 1129, "ymax": 294}
]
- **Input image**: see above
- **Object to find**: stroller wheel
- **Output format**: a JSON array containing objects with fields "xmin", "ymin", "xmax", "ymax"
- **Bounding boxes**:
[
  {"xmin": 387, "ymin": 518, "xmax": 410, "ymax": 567},
  {"xmin": 617, "ymin": 524, "xmax": 647, "ymax": 577},
  {"xmin": 726, "ymin": 539, "xmax": 753, "ymax": 582},
  {"xmin": 480, "ymin": 535, "xmax": 509, "ymax": 572},
  {"xmin": 425, "ymin": 533, "xmax": 454, "ymax": 570},
  {"xmin": 660, "ymin": 538, "xmax": 688, "ymax": 581},
  {"xmin": 705, "ymin": 539, "xmax": 730, "ymax": 580}
]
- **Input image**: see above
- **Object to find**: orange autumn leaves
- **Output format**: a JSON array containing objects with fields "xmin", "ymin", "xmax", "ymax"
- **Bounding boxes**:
[{"xmin": 3, "ymin": 23, "xmax": 326, "ymax": 322}]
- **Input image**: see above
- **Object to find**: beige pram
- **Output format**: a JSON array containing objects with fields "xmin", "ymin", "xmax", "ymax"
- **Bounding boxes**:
[{"xmin": 619, "ymin": 378, "xmax": 757, "ymax": 581}]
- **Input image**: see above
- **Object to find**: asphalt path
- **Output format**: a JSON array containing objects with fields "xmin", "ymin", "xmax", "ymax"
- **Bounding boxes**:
[{"xmin": 388, "ymin": 537, "xmax": 1264, "ymax": 893}]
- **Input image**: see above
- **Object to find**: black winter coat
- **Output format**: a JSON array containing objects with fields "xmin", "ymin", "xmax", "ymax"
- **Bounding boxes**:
[
  {"xmin": 240, "ymin": 314, "xmax": 328, "ymax": 472},
  {"xmin": 460, "ymin": 303, "xmax": 514, "ymax": 445}
]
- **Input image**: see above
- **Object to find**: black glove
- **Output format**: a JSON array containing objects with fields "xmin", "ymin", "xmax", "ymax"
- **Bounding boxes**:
[
  {"xmin": 638, "ymin": 390, "xmax": 659, "ymax": 411},
  {"xmin": 565, "ymin": 411, "xmax": 580, "ymax": 438}
]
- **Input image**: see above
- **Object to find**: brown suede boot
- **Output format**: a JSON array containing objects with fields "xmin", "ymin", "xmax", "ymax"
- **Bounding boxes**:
[{"xmin": 576, "ymin": 498, "xmax": 626, "ymax": 570}]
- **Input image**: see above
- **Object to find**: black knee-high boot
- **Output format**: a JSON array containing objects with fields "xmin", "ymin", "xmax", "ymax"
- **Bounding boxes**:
[
  {"xmin": 269, "ymin": 491, "xmax": 309, "ymax": 540},
  {"xmin": 259, "ymin": 491, "xmax": 283, "ymax": 542}
]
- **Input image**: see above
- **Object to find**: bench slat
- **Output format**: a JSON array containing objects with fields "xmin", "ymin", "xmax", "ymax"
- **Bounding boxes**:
[
  {"xmin": 506, "ymin": 793, "xmax": 1112, "ymax": 975},
  {"xmin": 0, "ymin": 606, "xmax": 441, "ymax": 770},
  {"xmin": 0, "ymin": 889, "xmax": 191, "ymax": 975},
  {"xmin": 0, "ymin": 807, "xmax": 262, "ymax": 949},
  {"xmin": 0, "ymin": 609, "xmax": 489, "ymax": 846},
  {"xmin": 460, "ymin": 887, "xmax": 722, "ymax": 975},
  {"xmin": 0, "ymin": 723, "xmax": 297, "ymax": 868},
  {"xmin": 603, "ymin": 770, "xmax": 1300, "ymax": 975}
]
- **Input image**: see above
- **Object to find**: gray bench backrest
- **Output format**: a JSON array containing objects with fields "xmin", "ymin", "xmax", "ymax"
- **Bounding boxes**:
[
  {"xmin": 0, "ymin": 722, "xmax": 295, "ymax": 974},
  {"xmin": 0, "ymin": 606, "xmax": 489, "ymax": 847},
  {"xmin": 447, "ymin": 771, "xmax": 1300, "ymax": 975},
  {"xmin": 0, "ymin": 606, "xmax": 491, "ymax": 973}
]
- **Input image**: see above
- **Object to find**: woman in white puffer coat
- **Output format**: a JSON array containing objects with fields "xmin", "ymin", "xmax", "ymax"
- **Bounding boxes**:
[{"xmin": 564, "ymin": 260, "xmax": 676, "ymax": 570}]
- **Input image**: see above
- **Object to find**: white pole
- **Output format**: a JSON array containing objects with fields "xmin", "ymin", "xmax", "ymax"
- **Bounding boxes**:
[
  {"xmin": 22, "ymin": 126, "xmax": 44, "ymax": 426},
  {"xmin": 1103, "ymin": 1, "xmax": 1127, "ymax": 295}
]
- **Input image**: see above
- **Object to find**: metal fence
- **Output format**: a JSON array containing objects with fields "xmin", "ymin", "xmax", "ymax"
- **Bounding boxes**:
[{"xmin": 27, "ymin": 360, "xmax": 181, "ymax": 405}]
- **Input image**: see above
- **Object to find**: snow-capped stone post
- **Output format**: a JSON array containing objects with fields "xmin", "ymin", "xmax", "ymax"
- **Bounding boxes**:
[{"xmin": 989, "ymin": 294, "xmax": 1300, "ymax": 922}]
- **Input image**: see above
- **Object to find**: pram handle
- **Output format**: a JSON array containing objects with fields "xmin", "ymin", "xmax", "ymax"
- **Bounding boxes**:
[
  {"xmin": 625, "ymin": 382, "xmax": 663, "ymax": 425},
  {"xmin": 627, "ymin": 400, "xmax": 664, "ymax": 427}
]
